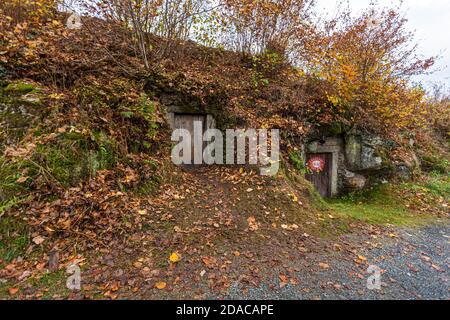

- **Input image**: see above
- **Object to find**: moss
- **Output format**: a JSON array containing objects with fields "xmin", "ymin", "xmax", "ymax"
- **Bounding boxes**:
[
  {"xmin": 0, "ymin": 65, "xmax": 6, "ymax": 79},
  {"xmin": 0, "ymin": 216, "xmax": 29, "ymax": 263},
  {"xmin": 3, "ymin": 83, "xmax": 40, "ymax": 96},
  {"xmin": 0, "ymin": 109, "xmax": 35, "ymax": 149},
  {"xmin": 0, "ymin": 157, "xmax": 36, "ymax": 202},
  {"xmin": 137, "ymin": 175, "xmax": 162, "ymax": 195},
  {"xmin": 421, "ymin": 155, "xmax": 449, "ymax": 174},
  {"xmin": 0, "ymin": 82, "xmax": 47, "ymax": 151},
  {"xmin": 33, "ymin": 131, "xmax": 118, "ymax": 187},
  {"xmin": 0, "ymin": 131, "xmax": 118, "ymax": 203},
  {"xmin": 0, "ymin": 82, "xmax": 42, "ymax": 107}
]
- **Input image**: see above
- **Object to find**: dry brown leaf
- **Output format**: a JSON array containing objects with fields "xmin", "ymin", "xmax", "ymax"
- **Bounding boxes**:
[
  {"xmin": 319, "ymin": 262, "xmax": 330, "ymax": 270},
  {"xmin": 9, "ymin": 287, "xmax": 19, "ymax": 296},
  {"xmin": 155, "ymin": 281, "xmax": 167, "ymax": 289}
]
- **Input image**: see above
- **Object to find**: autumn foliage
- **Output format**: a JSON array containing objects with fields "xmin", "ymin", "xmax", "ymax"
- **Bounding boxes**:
[
  {"xmin": 300, "ymin": 7, "xmax": 436, "ymax": 134},
  {"xmin": 0, "ymin": 0, "xmax": 446, "ymax": 148},
  {"xmin": 0, "ymin": 0, "xmax": 448, "ymax": 300}
]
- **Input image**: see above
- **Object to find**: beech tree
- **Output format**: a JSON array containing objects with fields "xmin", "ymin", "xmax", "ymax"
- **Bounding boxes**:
[
  {"xmin": 298, "ymin": 6, "xmax": 436, "ymax": 133},
  {"xmin": 218, "ymin": 0, "xmax": 315, "ymax": 55}
]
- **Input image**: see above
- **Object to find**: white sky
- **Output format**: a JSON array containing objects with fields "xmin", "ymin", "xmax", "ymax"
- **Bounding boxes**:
[{"xmin": 315, "ymin": 0, "xmax": 450, "ymax": 88}]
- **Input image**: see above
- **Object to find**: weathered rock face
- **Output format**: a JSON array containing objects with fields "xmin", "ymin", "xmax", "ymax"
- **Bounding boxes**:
[
  {"xmin": 0, "ymin": 82, "xmax": 44, "ymax": 151},
  {"xmin": 345, "ymin": 133, "xmax": 385, "ymax": 171},
  {"xmin": 361, "ymin": 145, "xmax": 383, "ymax": 170},
  {"xmin": 392, "ymin": 148, "xmax": 421, "ymax": 180},
  {"xmin": 343, "ymin": 170, "xmax": 367, "ymax": 191},
  {"xmin": 344, "ymin": 135, "xmax": 361, "ymax": 171}
]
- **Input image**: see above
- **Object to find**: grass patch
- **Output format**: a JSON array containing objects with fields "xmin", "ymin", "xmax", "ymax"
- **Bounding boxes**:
[
  {"xmin": 0, "ymin": 216, "xmax": 29, "ymax": 263},
  {"xmin": 421, "ymin": 155, "xmax": 449, "ymax": 174},
  {"xmin": 327, "ymin": 183, "xmax": 435, "ymax": 226},
  {"xmin": 0, "ymin": 269, "xmax": 70, "ymax": 299},
  {"xmin": 402, "ymin": 173, "xmax": 449, "ymax": 199},
  {"xmin": 29, "ymin": 270, "xmax": 70, "ymax": 299}
]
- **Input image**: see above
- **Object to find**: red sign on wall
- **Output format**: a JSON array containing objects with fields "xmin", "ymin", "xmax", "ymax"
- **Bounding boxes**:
[{"xmin": 307, "ymin": 157, "xmax": 326, "ymax": 173}]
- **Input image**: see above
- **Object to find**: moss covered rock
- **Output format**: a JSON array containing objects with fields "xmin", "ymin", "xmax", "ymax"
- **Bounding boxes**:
[{"xmin": 0, "ymin": 82, "xmax": 46, "ymax": 152}]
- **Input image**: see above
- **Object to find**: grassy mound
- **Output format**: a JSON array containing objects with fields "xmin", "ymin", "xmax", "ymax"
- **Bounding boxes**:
[{"xmin": 327, "ymin": 174, "xmax": 449, "ymax": 226}]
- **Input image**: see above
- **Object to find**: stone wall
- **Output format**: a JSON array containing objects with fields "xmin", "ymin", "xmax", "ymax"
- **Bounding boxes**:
[{"xmin": 306, "ymin": 131, "xmax": 400, "ymax": 195}]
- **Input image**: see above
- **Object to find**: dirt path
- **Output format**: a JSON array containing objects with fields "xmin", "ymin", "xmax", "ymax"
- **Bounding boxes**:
[
  {"xmin": 222, "ymin": 223, "xmax": 450, "ymax": 300},
  {"xmin": 90, "ymin": 167, "xmax": 448, "ymax": 300},
  {"xmin": 3, "ymin": 167, "xmax": 447, "ymax": 300}
]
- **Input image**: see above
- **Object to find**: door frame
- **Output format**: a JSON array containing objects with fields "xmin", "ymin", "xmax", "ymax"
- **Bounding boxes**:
[
  {"xmin": 167, "ymin": 112, "xmax": 215, "ymax": 133},
  {"xmin": 172, "ymin": 113, "xmax": 207, "ymax": 166},
  {"xmin": 173, "ymin": 112, "xmax": 207, "ymax": 129},
  {"xmin": 306, "ymin": 138, "xmax": 342, "ymax": 197},
  {"xmin": 305, "ymin": 152, "xmax": 333, "ymax": 198}
]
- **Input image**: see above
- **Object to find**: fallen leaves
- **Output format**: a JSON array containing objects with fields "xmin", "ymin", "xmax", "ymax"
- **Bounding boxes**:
[
  {"xmin": 137, "ymin": 209, "xmax": 147, "ymax": 215},
  {"xmin": 279, "ymin": 274, "xmax": 289, "ymax": 288},
  {"xmin": 247, "ymin": 216, "xmax": 259, "ymax": 231},
  {"xmin": 318, "ymin": 262, "xmax": 330, "ymax": 270},
  {"xmin": 281, "ymin": 224, "xmax": 299, "ymax": 231},
  {"xmin": 354, "ymin": 254, "xmax": 368, "ymax": 265},
  {"xmin": 202, "ymin": 257, "xmax": 217, "ymax": 268},
  {"xmin": 32, "ymin": 236, "xmax": 45, "ymax": 245},
  {"xmin": 8, "ymin": 287, "xmax": 19, "ymax": 296},
  {"xmin": 431, "ymin": 264, "xmax": 443, "ymax": 272},
  {"xmin": 155, "ymin": 281, "xmax": 167, "ymax": 290},
  {"xmin": 169, "ymin": 252, "xmax": 181, "ymax": 263},
  {"xmin": 357, "ymin": 255, "xmax": 367, "ymax": 261},
  {"xmin": 15, "ymin": 176, "xmax": 29, "ymax": 184}
]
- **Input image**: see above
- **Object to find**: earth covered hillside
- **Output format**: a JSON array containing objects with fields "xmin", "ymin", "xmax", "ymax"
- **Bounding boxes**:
[{"xmin": 0, "ymin": 1, "xmax": 448, "ymax": 299}]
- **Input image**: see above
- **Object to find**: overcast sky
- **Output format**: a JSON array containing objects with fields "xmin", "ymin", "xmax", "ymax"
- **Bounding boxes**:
[{"xmin": 315, "ymin": 0, "xmax": 450, "ymax": 88}]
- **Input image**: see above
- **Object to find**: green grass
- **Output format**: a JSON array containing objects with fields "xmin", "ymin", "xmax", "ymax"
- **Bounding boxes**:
[
  {"xmin": 0, "ymin": 269, "xmax": 70, "ymax": 299},
  {"xmin": 0, "ymin": 130, "xmax": 119, "ymax": 204},
  {"xmin": 402, "ymin": 173, "xmax": 449, "ymax": 199},
  {"xmin": 0, "ymin": 216, "xmax": 29, "ymax": 263},
  {"xmin": 3, "ymin": 82, "xmax": 40, "ymax": 95},
  {"xmin": 30, "ymin": 270, "xmax": 71, "ymax": 299},
  {"xmin": 327, "ymin": 183, "xmax": 435, "ymax": 226}
]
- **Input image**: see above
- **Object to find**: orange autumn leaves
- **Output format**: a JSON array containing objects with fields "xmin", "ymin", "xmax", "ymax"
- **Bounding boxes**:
[
  {"xmin": 154, "ymin": 252, "xmax": 181, "ymax": 290},
  {"xmin": 303, "ymin": 7, "xmax": 435, "ymax": 134}
]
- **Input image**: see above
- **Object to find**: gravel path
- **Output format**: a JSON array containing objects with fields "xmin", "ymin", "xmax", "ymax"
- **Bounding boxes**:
[{"xmin": 223, "ymin": 223, "xmax": 449, "ymax": 300}]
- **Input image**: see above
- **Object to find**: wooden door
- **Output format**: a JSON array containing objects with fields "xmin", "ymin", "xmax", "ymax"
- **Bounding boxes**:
[
  {"xmin": 173, "ymin": 114, "xmax": 206, "ymax": 163},
  {"xmin": 305, "ymin": 153, "xmax": 332, "ymax": 198}
]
